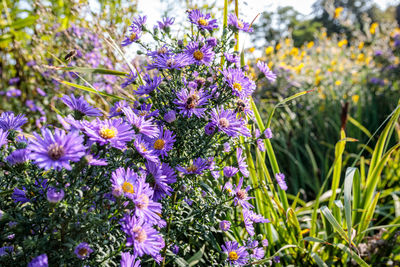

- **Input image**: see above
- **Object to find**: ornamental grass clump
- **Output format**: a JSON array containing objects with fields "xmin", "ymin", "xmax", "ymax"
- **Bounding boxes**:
[{"xmin": 0, "ymin": 8, "xmax": 278, "ymax": 266}]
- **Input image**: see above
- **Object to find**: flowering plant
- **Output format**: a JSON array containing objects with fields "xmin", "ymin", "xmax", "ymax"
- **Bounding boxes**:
[{"xmin": 0, "ymin": 7, "xmax": 279, "ymax": 267}]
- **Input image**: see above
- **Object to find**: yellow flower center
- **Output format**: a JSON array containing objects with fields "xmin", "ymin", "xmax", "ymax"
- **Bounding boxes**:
[
  {"xmin": 122, "ymin": 181, "xmax": 134, "ymax": 194},
  {"xmin": 197, "ymin": 18, "xmax": 208, "ymax": 26},
  {"xmin": 219, "ymin": 118, "xmax": 230, "ymax": 128},
  {"xmin": 78, "ymin": 248, "xmax": 88, "ymax": 257},
  {"xmin": 233, "ymin": 82, "xmax": 242, "ymax": 91},
  {"xmin": 136, "ymin": 194, "xmax": 150, "ymax": 209},
  {"xmin": 140, "ymin": 144, "xmax": 147, "ymax": 152},
  {"xmin": 135, "ymin": 227, "xmax": 148, "ymax": 243},
  {"xmin": 99, "ymin": 127, "xmax": 117, "ymax": 139},
  {"xmin": 237, "ymin": 21, "xmax": 244, "ymax": 29},
  {"xmin": 193, "ymin": 50, "xmax": 204, "ymax": 60},
  {"xmin": 129, "ymin": 33, "xmax": 137, "ymax": 41},
  {"xmin": 229, "ymin": 251, "xmax": 239, "ymax": 261},
  {"xmin": 154, "ymin": 139, "xmax": 165, "ymax": 150},
  {"xmin": 139, "ymin": 110, "xmax": 147, "ymax": 116},
  {"xmin": 237, "ymin": 189, "xmax": 247, "ymax": 200},
  {"xmin": 47, "ymin": 143, "xmax": 65, "ymax": 160},
  {"xmin": 186, "ymin": 165, "xmax": 198, "ymax": 173}
]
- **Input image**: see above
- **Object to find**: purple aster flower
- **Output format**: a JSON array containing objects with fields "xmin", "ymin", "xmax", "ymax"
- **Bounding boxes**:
[
  {"xmin": 151, "ymin": 127, "xmax": 175, "ymax": 158},
  {"xmin": 185, "ymin": 41, "xmax": 215, "ymax": 65},
  {"xmin": 0, "ymin": 112, "xmax": 27, "ymax": 131},
  {"xmin": 262, "ymin": 239, "xmax": 269, "ymax": 247},
  {"xmin": 84, "ymin": 154, "xmax": 108, "ymax": 166},
  {"xmin": 121, "ymin": 71, "xmax": 138, "ymax": 88},
  {"xmin": 145, "ymin": 161, "xmax": 176, "ymax": 201},
  {"xmin": 61, "ymin": 94, "xmax": 102, "ymax": 117},
  {"xmin": 257, "ymin": 61, "xmax": 277, "ymax": 83},
  {"xmin": 219, "ymin": 220, "xmax": 231, "ymax": 231},
  {"xmin": 9, "ymin": 77, "xmax": 20, "ymax": 85},
  {"xmin": 111, "ymin": 167, "xmax": 139, "ymax": 198},
  {"xmin": 184, "ymin": 198, "xmax": 193, "ymax": 206},
  {"xmin": 188, "ymin": 9, "xmax": 218, "ymax": 31},
  {"xmin": 28, "ymin": 129, "xmax": 86, "ymax": 171},
  {"xmin": 6, "ymin": 89, "xmax": 21, "ymax": 98},
  {"xmin": 6, "ymin": 148, "xmax": 29, "ymax": 165},
  {"xmin": 122, "ymin": 107, "xmax": 158, "ymax": 138},
  {"xmin": 26, "ymin": 100, "xmax": 38, "ymax": 112},
  {"xmin": 223, "ymin": 142, "xmax": 231, "ymax": 153},
  {"xmin": 223, "ymin": 166, "xmax": 239, "ymax": 177},
  {"xmin": 133, "ymin": 178, "xmax": 162, "ymax": 225},
  {"xmin": 36, "ymin": 88, "xmax": 46, "ymax": 96},
  {"xmin": 205, "ymin": 123, "xmax": 216, "ymax": 135},
  {"xmin": 164, "ymin": 110, "xmax": 176, "ymax": 123},
  {"xmin": 146, "ymin": 53, "xmax": 192, "ymax": 70},
  {"xmin": 228, "ymin": 13, "xmax": 253, "ymax": 32},
  {"xmin": 174, "ymin": 88, "xmax": 210, "ymax": 118},
  {"xmin": 276, "ymin": 173, "xmax": 288, "ymax": 191},
  {"xmin": 27, "ymin": 60, "xmax": 36, "ymax": 67},
  {"xmin": 133, "ymin": 103, "xmax": 159, "ymax": 119},
  {"xmin": 274, "ymin": 256, "xmax": 281, "ymax": 263},
  {"xmin": 0, "ymin": 246, "xmax": 13, "ymax": 257},
  {"xmin": 109, "ymin": 100, "xmax": 129, "ymax": 117},
  {"xmin": 233, "ymin": 177, "xmax": 254, "ymax": 209},
  {"xmin": 157, "ymin": 17, "xmax": 175, "ymax": 30},
  {"xmin": 46, "ymin": 187, "xmax": 65, "ymax": 203},
  {"xmin": 209, "ymin": 107, "xmax": 251, "ymax": 138},
  {"xmin": 264, "ymin": 128, "xmax": 273, "ymax": 139},
  {"xmin": 256, "ymin": 139, "xmax": 265, "ymax": 152},
  {"xmin": 135, "ymin": 74, "xmax": 163, "ymax": 96},
  {"xmin": 176, "ymin": 157, "xmax": 208, "ymax": 175},
  {"xmin": 243, "ymin": 208, "xmax": 270, "ymax": 236},
  {"xmin": 28, "ymin": 254, "xmax": 48, "ymax": 267},
  {"xmin": 206, "ymin": 37, "xmax": 218, "ymax": 47},
  {"xmin": 121, "ymin": 252, "xmax": 141, "ymax": 267},
  {"xmin": 222, "ymin": 241, "xmax": 249, "ymax": 266},
  {"xmin": 132, "ymin": 15, "xmax": 147, "ymax": 29},
  {"xmin": 120, "ymin": 215, "xmax": 164, "ymax": 259},
  {"xmin": 172, "ymin": 245, "xmax": 179, "ymax": 255},
  {"xmin": 236, "ymin": 147, "xmax": 249, "ymax": 177},
  {"xmin": 224, "ymin": 53, "xmax": 240, "ymax": 66},
  {"xmin": 147, "ymin": 45, "xmax": 173, "ymax": 58},
  {"xmin": 74, "ymin": 242, "xmax": 93, "ymax": 260},
  {"xmin": 222, "ymin": 67, "xmax": 256, "ymax": 99},
  {"xmin": 12, "ymin": 187, "xmax": 29, "ymax": 204},
  {"xmin": 122, "ymin": 25, "xmax": 142, "ymax": 46},
  {"xmin": 134, "ymin": 135, "xmax": 159, "ymax": 163},
  {"xmin": 252, "ymin": 247, "xmax": 265, "ymax": 260},
  {"xmin": 84, "ymin": 118, "xmax": 134, "ymax": 149}
]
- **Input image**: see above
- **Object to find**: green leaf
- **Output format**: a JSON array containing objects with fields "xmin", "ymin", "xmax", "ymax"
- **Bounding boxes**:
[
  {"xmin": 187, "ymin": 245, "xmax": 205, "ymax": 266},
  {"xmin": 344, "ymin": 167, "xmax": 359, "ymax": 247},
  {"xmin": 60, "ymin": 80, "xmax": 126, "ymax": 101},
  {"xmin": 320, "ymin": 206, "xmax": 349, "ymax": 242},
  {"xmin": 311, "ymin": 252, "xmax": 328, "ymax": 267},
  {"xmin": 53, "ymin": 66, "xmax": 128, "ymax": 76}
]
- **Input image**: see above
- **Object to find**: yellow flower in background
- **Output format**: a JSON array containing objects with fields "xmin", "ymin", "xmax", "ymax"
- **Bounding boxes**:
[
  {"xmin": 276, "ymin": 43, "xmax": 281, "ymax": 50},
  {"xmin": 357, "ymin": 53, "xmax": 365, "ymax": 62},
  {"xmin": 365, "ymin": 56, "xmax": 372, "ymax": 65},
  {"xmin": 307, "ymin": 41, "xmax": 314, "ymax": 49},
  {"xmin": 330, "ymin": 60, "xmax": 337, "ymax": 66},
  {"xmin": 249, "ymin": 47, "xmax": 255, "ymax": 53},
  {"xmin": 352, "ymin": 95, "xmax": 359, "ymax": 104},
  {"xmin": 338, "ymin": 39, "xmax": 348, "ymax": 48},
  {"xmin": 395, "ymin": 57, "xmax": 400, "ymax": 65},
  {"xmin": 334, "ymin": 7, "xmax": 344, "ymax": 19},
  {"xmin": 285, "ymin": 38, "xmax": 290, "ymax": 45},
  {"xmin": 316, "ymin": 47, "xmax": 321, "ymax": 53},
  {"xmin": 265, "ymin": 46, "xmax": 274, "ymax": 55},
  {"xmin": 335, "ymin": 80, "xmax": 342, "ymax": 86},
  {"xmin": 268, "ymin": 61, "xmax": 273, "ymax": 68},
  {"xmin": 290, "ymin": 47, "xmax": 299, "ymax": 56},
  {"xmin": 343, "ymin": 93, "xmax": 348, "ymax": 99},
  {"xmin": 351, "ymin": 53, "xmax": 356, "ymax": 59},
  {"xmin": 315, "ymin": 69, "xmax": 321, "ymax": 75},
  {"xmin": 315, "ymin": 76, "xmax": 322, "ymax": 86},
  {"xmin": 370, "ymin": 22, "xmax": 378, "ymax": 35},
  {"xmin": 358, "ymin": 41, "xmax": 364, "ymax": 50}
]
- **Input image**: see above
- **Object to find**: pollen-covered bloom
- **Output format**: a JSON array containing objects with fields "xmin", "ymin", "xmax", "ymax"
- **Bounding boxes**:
[
  {"xmin": 111, "ymin": 167, "xmax": 139, "ymax": 198},
  {"xmin": 0, "ymin": 112, "xmax": 27, "ymax": 131},
  {"xmin": 61, "ymin": 94, "xmax": 102, "ymax": 117},
  {"xmin": 236, "ymin": 147, "xmax": 249, "ymax": 177},
  {"xmin": 176, "ymin": 157, "xmax": 208, "ymax": 175},
  {"xmin": 188, "ymin": 9, "xmax": 218, "ymax": 31},
  {"xmin": 222, "ymin": 241, "xmax": 249, "ymax": 266},
  {"xmin": 84, "ymin": 118, "xmax": 134, "ymax": 149},
  {"xmin": 74, "ymin": 242, "xmax": 93, "ymax": 260},
  {"xmin": 257, "ymin": 61, "xmax": 277, "ymax": 83},
  {"xmin": 174, "ymin": 87, "xmax": 210, "ymax": 118},
  {"xmin": 276, "ymin": 173, "xmax": 288, "ymax": 191},
  {"xmin": 209, "ymin": 107, "xmax": 251, "ymax": 138},
  {"xmin": 233, "ymin": 177, "xmax": 254, "ymax": 209},
  {"xmin": 135, "ymin": 74, "xmax": 163, "ymax": 96},
  {"xmin": 120, "ymin": 215, "xmax": 164, "ymax": 259},
  {"xmin": 122, "ymin": 107, "xmax": 158, "ymax": 138},
  {"xmin": 151, "ymin": 127, "xmax": 175, "ymax": 158},
  {"xmin": 219, "ymin": 220, "xmax": 231, "ymax": 231},
  {"xmin": 121, "ymin": 71, "xmax": 138, "ymax": 88},
  {"xmin": 28, "ymin": 254, "xmax": 48, "ymax": 267},
  {"xmin": 228, "ymin": 13, "xmax": 253, "ymax": 32},
  {"xmin": 121, "ymin": 252, "xmax": 141, "ymax": 267},
  {"xmin": 27, "ymin": 129, "xmax": 86, "ymax": 171},
  {"xmin": 134, "ymin": 135, "xmax": 159, "ymax": 163},
  {"xmin": 185, "ymin": 41, "xmax": 215, "ymax": 65},
  {"xmin": 121, "ymin": 24, "xmax": 142, "ymax": 46},
  {"xmin": 146, "ymin": 53, "xmax": 192, "ymax": 70},
  {"xmin": 133, "ymin": 178, "xmax": 162, "ymax": 225},
  {"xmin": 133, "ymin": 103, "xmax": 159, "ymax": 119},
  {"xmin": 222, "ymin": 67, "xmax": 256, "ymax": 99}
]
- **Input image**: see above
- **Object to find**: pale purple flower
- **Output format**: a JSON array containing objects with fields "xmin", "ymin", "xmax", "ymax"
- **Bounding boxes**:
[
  {"xmin": 164, "ymin": 110, "xmax": 176, "ymax": 123},
  {"xmin": 188, "ymin": 9, "xmax": 218, "ymax": 31},
  {"xmin": 74, "ymin": 242, "xmax": 93, "ymax": 260},
  {"xmin": 228, "ymin": 13, "xmax": 253, "ymax": 32},
  {"xmin": 219, "ymin": 220, "xmax": 231, "ymax": 231},
  {"xmin": 236, "ymin": 147, "xmax": 249, "ymax": 177},
  {"xmin": 46, "ymin": 187, "xmax": 65, "ymax": 203},
  {"xmin": 276, "ymin": 173, "xmax": 288, "ymax": 191},
  {"xmin": 28, "ymin": 254, "xmax": 48, "ymax": 267},
  {"xmin": 257, "ymin": 61, "xmax": 277, "ymax": 83},
  {"xmin": 223, "ymin": 166, "xmax": 239, "ymax": 177},
  {"xmin": 222, "ymin": 241, "xmax": 249, "ymax": 266}
]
